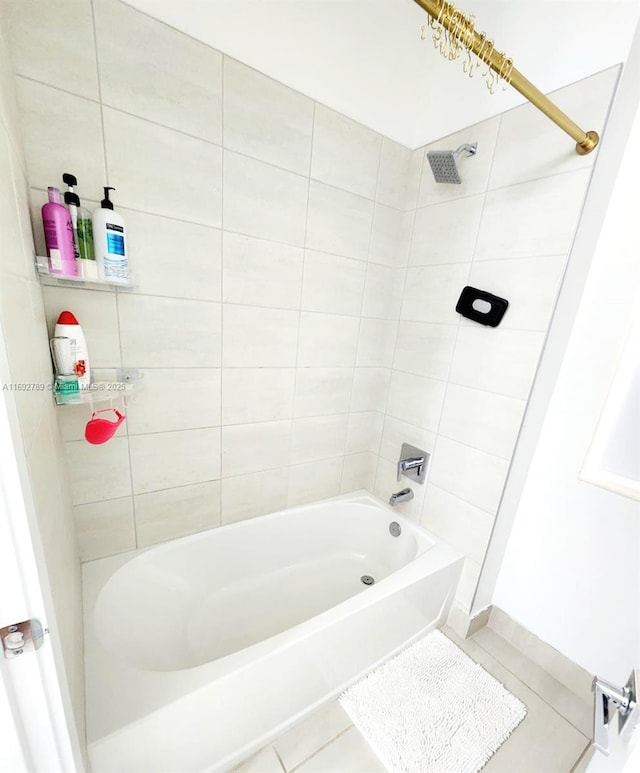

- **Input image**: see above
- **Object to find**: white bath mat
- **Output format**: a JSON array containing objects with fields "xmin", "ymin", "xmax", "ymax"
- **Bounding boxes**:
[{"xmin": 339, "ymin": 630, "xmax": 526, "ymax": 773}]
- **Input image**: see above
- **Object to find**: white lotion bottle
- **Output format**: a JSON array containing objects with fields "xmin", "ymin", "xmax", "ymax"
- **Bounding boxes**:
[
  {"xmin": 92, "ymin": 186, "xmax": 129, "ymax": 284},
  {"xmin": 54, "ymin": 310, "xmax": 91, "ymax": 389}
]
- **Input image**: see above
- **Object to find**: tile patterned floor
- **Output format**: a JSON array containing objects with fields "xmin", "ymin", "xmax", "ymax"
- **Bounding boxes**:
[{"xmin": 233, "ymin": 625, "xmax": 593, "ymax": 773}]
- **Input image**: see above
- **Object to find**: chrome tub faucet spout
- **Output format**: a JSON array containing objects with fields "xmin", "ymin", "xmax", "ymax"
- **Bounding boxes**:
[{"xmin": 389, "ymin": 488, "xmax": 414, "ymax": 506}]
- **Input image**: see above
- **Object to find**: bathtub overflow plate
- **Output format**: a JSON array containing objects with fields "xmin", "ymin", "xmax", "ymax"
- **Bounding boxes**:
[{"xmin": 361, "ymin": 575, "xmax": 375, "ymax": 586}]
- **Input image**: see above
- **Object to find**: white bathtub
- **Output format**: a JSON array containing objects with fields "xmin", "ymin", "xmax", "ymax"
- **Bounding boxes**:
[{"xmin": 83, "ymin": 491, "xmax": 463, "ymax": 772}]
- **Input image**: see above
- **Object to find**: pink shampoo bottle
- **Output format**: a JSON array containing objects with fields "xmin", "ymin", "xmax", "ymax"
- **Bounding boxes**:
[{"xmin": 42, "ymin": 186, "xmax": 78, "ymax": 276}]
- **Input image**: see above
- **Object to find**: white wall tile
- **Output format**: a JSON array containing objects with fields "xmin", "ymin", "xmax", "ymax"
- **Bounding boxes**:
[
  {"xmin": 126, "ymin": 368, "xmax": 221, "ymax": 434},
  {"xmin": 311, "ymin": 104, "xmax": 381, "ymax": 198},
  {"xmin": 350, "ymin": 368, "xmax": 390, "ymax": 412},
  {"xmin": 386, "ymin": 370, "xmax": 446, "ymax": 432},
  {"xmin": 378, "ymin": 416, "xmax": 436, "ymax": 463},
  {"xmin": 377, "ymin": 140, "xmax": 423, "ymax": 210},
  {"xmin": 429, "ymin": 436, "xmax": 509, "ymax": 514},
  {"xmin": 16, "ymin": 78, "xmax": 106, "ymax": 193},
  {"xmin": 223, "ymin": 57, "xmax": 313, "ymax": 175},
  {"xmin": 288, "ymin": 458, "xmax": 343, "ymax": 507},
  {"xmin": 221, "ymin": 468, "xmax": 289, "ymax": 525},
  {"xmin": 489, "ymin": 68, "xmax": 618, "ymax": 189},
  {"xmin": 369, "ymin": 204, "xmax": 413, "ymax": 267},
  {"xmin": 306, "ymin": 180, "xmax": 374, "ymax": 259},
  {"xmin": 450, "ymin": 326, "xmax": 545, "ymax": 399},
  {"xmin": 466, "ymin": 255, "xmax": 566, "ymax": 331},
  {"xmin": 130, "ymin": 427, "xmax": 221, "ymax": 494},
  {"xmin": 410, "ymin": 194, "xmax": 484, "ymax": 265},
  {"xmin": 297, "ymin": 312, "xmax": 360, "ymax": 367},
  {"xmin": 0, "ymin": 136, "xmax": 27, "ymax": 278},
  {"xmin": 0, "ymin": 275, "xmax": 46, "ymax": 389},
  {"xmin": 223, "ymin": 305, "xmax": 299, "ymax": 367},
  {"xmin": 341, "ymin": 452, "xmax": 377, "ymax": 493},
  {"xmin": 401, "ymin": 263, "xmax": 470, "ymax": 324},
  {"xmin": 418, "ymin": 116, "xmax": 500, "ymax": 207},
  {"xmin": 221, "ymin": 420, "xmax": 291, "ymax": 477},
  {"xmin": 66, "ymin": 436, "xmax": 131, "ymax": 505},
  {"xmin": 11, "ymin": 162, "xmax": 35, "ymax": 276},
  {"xmin": 41, "ymin": 286, "xmax": 121, "ymax": 368},
  {"xmin": 27, "ymin": 409, "xmax": 70, "ymax": 548},
  {"xmin": 294, "ymin": 368, "xmax": 353, "ymax": 417},
  {"xmin": 291, "ymin": 414, "xmax": 348, "ymax": 464},
  {"xmin": 223, "ymin": 150, "xmax": 308, "ymax": 246},
  {"xmin": 118, "ymin": 294, "xmax": 221, "ymax": 368},
  {"xmin": 392, "ymin": 321, "xmax": 457, "ymax": 381},
  {"xmin": 301, "ymin": 250, "xmax": 366, "ymax": 315},
  {"xmin": 75, "ymin": 497, "xmax": 135, "ymax": 562},
  {"xmin": 223, "ymin": 232, "xmax": 303, "ymax": 310},
  {"xmin": 134, "ymin": 480, "xmax": 221, "ymax": 547},
  {"xmin": 346, "ymin": 411, "xmax": 383, "ymax": 454},
  {"xmin": 222, "ymin": 367, "xmax": 295, "ymax": 424},
  {"xmin": 362, "ymin": 264, "xmax": 404, "ymax": 320},
  {"xmin": 123, "ymin": 209, "xmax": 222, "ymax": 302},
  {"xmin": 356, "ymin": 318, "xmax": 398, "ymax": 367},
  {"xmin": 3, "ymin": 0, "xmax": 98, "ymax": 99},
  {"xmin": 422, "ymin": 484, "xmax": 494, "ymax": 563},
  {"xmin": 475, "ymin": 169, "xmax": 591, "ymax": 260},
  {"xmin": 55, "ymin": 403, "xmax": 91, "ymax": 443},
  {"xmin": 96, "ymin": 0, "xmax": 222, "ymax": 143},
  {"xmin": 0, "ymin": 20, "xmax": 22, "ymax": 157},
  {"xmin": 439, "ymin": 383, "xmax": 526, "ymax": 460},
  {"xmin": 104, "ymin": 108, "xmax": 222, "ymax": 227}
]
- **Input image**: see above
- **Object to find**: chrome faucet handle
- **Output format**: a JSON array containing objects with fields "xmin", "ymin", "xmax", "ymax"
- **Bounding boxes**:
[
  {"xmin": 396, "ymin": 443, "xmax": 430, "ymax": 485},
  {"xmin": 397, "ymin": 457, "xmax": 424, "ymax": 482}
]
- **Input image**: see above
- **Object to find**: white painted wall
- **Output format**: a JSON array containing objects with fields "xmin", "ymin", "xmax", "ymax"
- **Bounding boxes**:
[
  {"xmin": 492, "ymin": 51, "xmax": 640, "ymax": 682},
  {"xmin": 125, "ymin": 0, "xmax": 640, "ymax": 148}
]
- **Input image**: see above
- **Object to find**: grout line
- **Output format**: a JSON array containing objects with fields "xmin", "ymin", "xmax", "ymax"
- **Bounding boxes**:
[
  {"xmin": 424, "ymin": 111, "xmax": 505, "ymax": 521},
  {"xmin": 218, "ymin": 54, "xmax": 225, "ymax": 527},
  {"xmin": 286, "ymin": 101, "xmax": 315, "ymax": 507},
  {"xmin": 341, "ymin": 131, "xmax": 384, "ymax": 494},
  {"xmin": 88, "ymin": 2, "xmax": 109, "ymax": 186},
  {"xmin": 288, "ymin": 726, "xmax": 355, "ymax": 773},
  {"xmin": 90, "ymin": 0, "xmax": 140, "ymax": 548},
  {"xmin": 371, "ymin": 143, "xmax": 423, "ymax": 503},
  {"xmin": 271, "ymin": 744, "xmax": 287, "ymax": 773},
  {"xmin": 569, "ymin": 742, "xmax": 593, "ymax": 773}
]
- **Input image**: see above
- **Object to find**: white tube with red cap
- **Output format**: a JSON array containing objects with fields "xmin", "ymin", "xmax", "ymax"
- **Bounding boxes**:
[{"xmin": 53, "ymin": 310, "xmax": 90, "ymax": 389}]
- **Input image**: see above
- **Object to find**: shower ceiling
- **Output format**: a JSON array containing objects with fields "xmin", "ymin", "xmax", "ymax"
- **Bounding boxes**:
[{"xmin": 123, "ymin": 0, "xmax": 640, "ymax": 148}]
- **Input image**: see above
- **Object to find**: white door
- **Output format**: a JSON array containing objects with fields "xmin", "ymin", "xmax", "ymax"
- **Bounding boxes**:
[{"xmin": 0, "ymin": 338, "xmax": 81, "ymax": 771}]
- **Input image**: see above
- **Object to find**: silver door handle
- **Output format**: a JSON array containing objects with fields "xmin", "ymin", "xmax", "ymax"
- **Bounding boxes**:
[{"xmin": 592, "ymin": 670, "xmax": 638, "ymax": 754}]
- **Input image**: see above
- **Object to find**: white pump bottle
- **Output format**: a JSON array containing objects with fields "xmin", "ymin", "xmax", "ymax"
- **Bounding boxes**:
[{"xmin": 92, "ymin": 186, "xmax": 129, "ymax": 284}]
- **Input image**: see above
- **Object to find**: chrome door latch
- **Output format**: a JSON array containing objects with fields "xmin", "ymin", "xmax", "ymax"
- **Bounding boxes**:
[
  {"xmin": 592, "ymin": 670, "xmax": 638, "ymax": 753},
  {"xmin": 1, "ymin": 619, "xmax": 45, "ymax": 659}
]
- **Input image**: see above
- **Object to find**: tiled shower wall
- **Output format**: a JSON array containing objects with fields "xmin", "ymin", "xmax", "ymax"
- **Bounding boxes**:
[
  {"xmin": 3, "ymin": 0, "xmax": 419, "ymax": 560},
  {"xmin": 0, "ymin": 7, "xmax": 84, "ymax": 746},
  {"xmin": 372, "ymin": 68, "xmax": 618, "ymax": 610},
  {"xmin": 3, "ymin": 0, "xmax": 617, "ymax": 617}
]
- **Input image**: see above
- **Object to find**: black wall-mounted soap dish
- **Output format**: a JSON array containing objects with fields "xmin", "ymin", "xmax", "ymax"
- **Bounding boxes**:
[{"xmin": 455, "ymin": 286, "xmax": 509, "ymax": 327}]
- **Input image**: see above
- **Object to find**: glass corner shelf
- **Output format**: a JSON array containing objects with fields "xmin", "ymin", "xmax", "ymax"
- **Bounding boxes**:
[
  {"xmin": 53, "ymin": 369, "xmax": 143, "ymax": 407},
  {"xmin": 35, "ymin": 256, "xmax": 132, "ymax": 289}
]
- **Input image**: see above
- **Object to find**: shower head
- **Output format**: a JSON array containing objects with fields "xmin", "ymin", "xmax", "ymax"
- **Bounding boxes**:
[{"xmin": 426, "ymin": 142, "xmax": 478, "ymax": 184}]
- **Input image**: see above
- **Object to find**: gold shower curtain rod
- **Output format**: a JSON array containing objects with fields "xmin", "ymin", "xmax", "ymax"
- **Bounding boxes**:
[{"xmin": 413, "ymin": 0, "xmax": 599, "ymax": 154}]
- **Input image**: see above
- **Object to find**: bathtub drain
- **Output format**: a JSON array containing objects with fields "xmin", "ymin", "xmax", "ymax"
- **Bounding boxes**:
[{"xmin": 361, "ymin": 575, "xmax": 375, "ymax": 585}]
